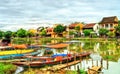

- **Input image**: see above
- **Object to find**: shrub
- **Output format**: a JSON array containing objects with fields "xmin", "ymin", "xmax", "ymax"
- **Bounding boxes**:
[
  {"xmin": 107, "ymin": 31, "xmax": 115, "ymax": 38},
  {"xmin": 83, "ymin": 29, "xmax": 93, "ymax": 36}
]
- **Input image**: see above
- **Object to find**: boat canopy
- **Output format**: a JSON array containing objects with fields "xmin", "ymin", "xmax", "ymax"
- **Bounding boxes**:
[
  {"xmin": 46, "ymin": 43, "xmax": 69, "ymax": 49},
  {"xmin": 52, "ymin": 53, "xmax": 67, "ymax": 57}
]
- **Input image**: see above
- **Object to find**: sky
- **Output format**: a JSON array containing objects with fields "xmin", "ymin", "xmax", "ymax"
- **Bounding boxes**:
[{"xmin": 0, "ymin": 0, "xmax": 120, "ymax": 31}]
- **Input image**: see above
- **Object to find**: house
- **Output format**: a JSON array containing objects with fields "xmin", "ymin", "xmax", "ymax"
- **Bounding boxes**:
[
  {"xmin": 68, "ymin": 22, "xmax": 84, "ymax": 37},
  {"xmin": 83, "ymin": 23, "xmax": 99, "ymax": 34},
  {"xmin": 69, "ymin": 22, "xmax": 83, "ymax": 33},
  {"xmin": 46, "ymin": 27, "xmax": 57, "ymax": 38},
  {"xmin": 99, "ymin": 16, "xmax": 118, "ymax": 31}
]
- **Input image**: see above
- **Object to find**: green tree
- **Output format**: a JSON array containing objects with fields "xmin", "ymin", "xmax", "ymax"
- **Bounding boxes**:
[
  {"xmin": 75, "ymin": 26, "xmax": 81, "ymax": 37},
  {"xmin": 115, "ymin": 21, "xmax": 120, "ymax": 36},
  {"xmin": 107, "ymin": 31, "xmax": 115, "ymax": 38},
  {"xmin": 99, "ymin": 28, "xmax": 109, "ymax": 37},
  {"xmin": 12, "ymin": 32, "xmax": 17, "ymax": 37},
  {"xmin": 53, "ymin": 24, "xmax": 65, "ymax": 34},
  {"xmin": 27, "ymin": 31, "xmax": 34, "ymax": 37},
  {"xmin": 17, "ymin": 28, "xmax": 27, "ymax": 37},
  {"xmin": 83, "ymin": 29, "xmax": 93, "ymax": 36},
  {"xmin": 4, "ymin": 31, "xmax": 12, "ymax": 38},
  {"xmin": 75, "ymin": 26, "xmax": 80, "ymax": 32},
  {"xmin": 0, "ymin": 31, "xmax": 4, "ymax": 39},
  {"xmin": 40, "ymin": 29, "xmax": 47, "ymax": 36},
  {"xmin": 69, "ymin": 31, "xmax": 75, "ymax": 35}
]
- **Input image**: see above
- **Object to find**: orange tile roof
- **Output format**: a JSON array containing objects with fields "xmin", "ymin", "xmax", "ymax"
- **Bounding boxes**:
[
  {"xmin": 83, "ymin": 23, "xmax": 96, "ymax": 29},
  {"xmin": 69, "ymin": 23, "xmax": 77, "ymax": 29},
  {"xmin": 47, "ymin": 28, "xmax": 53, "ymax": 32}
]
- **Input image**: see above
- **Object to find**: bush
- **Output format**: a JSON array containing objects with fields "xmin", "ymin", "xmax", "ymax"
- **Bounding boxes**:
[
  {"xmin": 83, "ymin": 29, "xmax": 93, "ymax": 36},
  {"xmin": 107, "ymin": 31, "xmax": 115, "ymax": 38},
  {"xmin": 0, "ymin": 63, "xmax": 16, "ymax": 74},
  {"xmin": 99, "ymin": 28, "xmax": 109, "ymax": 37},
  {"xmin": 69, "ymin": 31, "xmax": 75, "ymax": 35}
]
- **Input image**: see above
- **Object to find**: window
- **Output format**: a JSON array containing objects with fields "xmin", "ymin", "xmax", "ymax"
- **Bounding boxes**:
[
  {"xmin": 110, "ymin": 24, "xmax": 113, "ymax": 28},
  {"xmin": 105, "ymin": 24, "xmax": 108, "ymax": 28}
]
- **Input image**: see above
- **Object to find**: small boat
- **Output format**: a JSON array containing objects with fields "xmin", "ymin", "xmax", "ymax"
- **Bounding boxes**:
[
  {"xmin": 0, "ymin": 46, "xmax": 14, "ymax": 50},
  {"xmin": 12, "ymin": 52, "xmax": 91, "ymax": 68},
  {"xmin": 0, "ymin": 50, "xmax": 41, "ymax": 59}
]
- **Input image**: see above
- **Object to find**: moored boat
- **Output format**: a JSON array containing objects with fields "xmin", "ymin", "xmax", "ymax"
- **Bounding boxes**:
[{"xmin": 12, "ymin": 52, "xmax": 91, "ymax": 68}]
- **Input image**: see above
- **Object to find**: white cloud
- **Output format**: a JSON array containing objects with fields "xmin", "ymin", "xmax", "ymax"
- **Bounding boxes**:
[{"xmin": 0, "ymin": 0, "xmax": 120, "ymax": 31}]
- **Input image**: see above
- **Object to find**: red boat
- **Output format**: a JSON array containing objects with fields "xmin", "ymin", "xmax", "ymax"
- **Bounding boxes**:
[{"xmin": 12, "ymin": 52, "xmax": 91, "ymax": 68}]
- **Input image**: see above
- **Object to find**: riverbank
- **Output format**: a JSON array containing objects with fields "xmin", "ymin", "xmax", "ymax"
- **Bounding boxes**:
[{"xmin": 0, "ymin": 63, "xmax": 17, "ymax": 74}]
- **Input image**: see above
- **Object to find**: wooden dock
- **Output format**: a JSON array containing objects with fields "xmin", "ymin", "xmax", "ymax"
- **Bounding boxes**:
[
  {"xmin": 87, "ymin": 66, "xmax": 102, "ymax": 74},
  {"xmin": 41, "ymin": 60, "xmax": 81, "ymax": 72}
]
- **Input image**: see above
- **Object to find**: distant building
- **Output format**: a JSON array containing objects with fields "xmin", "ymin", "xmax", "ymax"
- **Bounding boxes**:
[
  {"xmin": 69, "ymin": 22, "xmax": 83, "ymax": 33},
  {"xmin": 46, "ymin": 27, "xmax": 57, "ymax": 38},
  {"xmin": 99, "ymin": 16, "xmax": 118, "ymax": 31},
  {"xmin": 83, "ymin": 23, "xmax": 99, "ymax": 34}
]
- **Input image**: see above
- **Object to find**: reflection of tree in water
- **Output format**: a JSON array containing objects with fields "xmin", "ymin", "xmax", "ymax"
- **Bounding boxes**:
[
  {"xmin": 99, "ymin": 41, "xmax": 120, "ymax": 62},
  {"xmin": 83, "ymin": 42, "xmax": 96, "ymax": 50},
  {"xmin": 69, "ymin": 43, "xmax": 81, "ymax": 52}
]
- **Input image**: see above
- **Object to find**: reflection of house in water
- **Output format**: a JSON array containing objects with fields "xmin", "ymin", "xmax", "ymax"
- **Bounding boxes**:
[{"xmin": 94, "ymin": 43, "xmax": 100, "ymax": 52}]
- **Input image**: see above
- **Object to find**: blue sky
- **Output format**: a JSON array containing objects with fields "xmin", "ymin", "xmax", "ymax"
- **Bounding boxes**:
[{"xmin": 0, "ymin": 0, "xmax": 120, "ymax": 31}]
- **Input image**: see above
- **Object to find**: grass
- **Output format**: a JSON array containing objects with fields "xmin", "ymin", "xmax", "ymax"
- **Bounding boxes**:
[
  {"xmin": 0, "ymin": 63, "xmax": 17, "ymax": 74},
  {"xmin": 66, "ymin": 69, "xmax": 87, "ymax": 74}
]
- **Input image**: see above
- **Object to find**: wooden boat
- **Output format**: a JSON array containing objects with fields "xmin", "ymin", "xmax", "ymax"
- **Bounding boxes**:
[
  {"xmin": 0, "ymin": 49, "xmax": 41, "ymax": 59},
  {"xmin": 46, "ymin": 43, "xmax": 69, "ymax": 49},
  {"xmin": 0, "ymin": 46, "xmax": 14, "ymax": 50},
  {"xmin": 12, "ymin": 52, "xmax": 91, "ymax": 68}
]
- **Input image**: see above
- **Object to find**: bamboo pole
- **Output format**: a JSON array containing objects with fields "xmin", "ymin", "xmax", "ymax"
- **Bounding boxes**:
[
  {"xmin": 96, "ymin": 60, "xmax": 98, "ymax": 66},
  {"xmin": 92, "ymin": 59, "xmax": 94, "ymax": 66},
  {"xmin": 106, "ymin": 59, "xmax": 109, "ymax": 69},
  {"xmin": 77, "ymin": 65, "xmax": 80, "ymax": 74},
  {"xmin": 100, "ymin": 59, "xmax": 103, "ymax": 68}
]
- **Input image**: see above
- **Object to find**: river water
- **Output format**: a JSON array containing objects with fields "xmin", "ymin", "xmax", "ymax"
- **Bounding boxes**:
[{"xmin": 15, "ymin": 40, "xmax": 120, "ymax": 74}]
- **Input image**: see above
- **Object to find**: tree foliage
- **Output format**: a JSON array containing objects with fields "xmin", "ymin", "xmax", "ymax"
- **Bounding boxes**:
[
  {"xmin": 4, "ymin": 31, "xmax": 12, "ymax": 38},
  {"xmin": 40, "ymin": 29, "xmax": 47, "ymax": 36},
  {"xmin": 0, "ymin": 31, "xmax": 4, "ymax": 39},
  {"xmin": 16, "ymin": 28, "xmax": 27, "ymax": 37},
  {"xmin": 83, "ymin": 29, "xmax": 93, "ymax": 36},
  {"xmin": 99, "ymin": 28, "xmax": 109, "ymax": 36},
  {"xmin": 75, "ymin": 26, "xmax": 80, "ymax": 32},
  {"xmin": 115, "ymin": 21, "xmax": 120, "ymax": 34},
  {"xmin": 27, "ymin": 29, "xmax": 37, "ymax": 37},
  {"xmin": 69, "ymin": 31, "xmax": 75, "ymax": 35},
  {"xmin": 107, "ymin": 31, "xmax": 115, "ymax": 38},
  {"xmin": 53, "ymin": 24, "xmax": 65, "ymax": 34}
]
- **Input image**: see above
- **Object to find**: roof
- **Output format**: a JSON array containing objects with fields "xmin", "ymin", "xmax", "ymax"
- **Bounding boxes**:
[
  {"xmin": 83, "ymin": 23, "xmax": 96, "ymax": 29},
  {"xmin": 46, "ymin": 43, "xmax": 69, "ymax": 49},
  {"xmin": 69, "ymin": 23, "xmax": 78, "ymax": 29},
  {"xmin": 100, "ymin": 16, "xmax": 118, "ymax": 24},
  {"xmin": 47, "ymin": 28, "xmax": 53, "ymax": 32}
]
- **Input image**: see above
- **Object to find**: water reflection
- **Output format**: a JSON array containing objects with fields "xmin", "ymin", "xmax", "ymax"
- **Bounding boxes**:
[
  {"xmin": 14, "ymin": 67, "xmax": 24, "ymax": 74},
  {"xmin": 90, "ymin": 53, "xmax": 102, "ymax": 61},
  {"xmin": 67, "ymin": 41, "xmax": 120, "ymax": 62}
]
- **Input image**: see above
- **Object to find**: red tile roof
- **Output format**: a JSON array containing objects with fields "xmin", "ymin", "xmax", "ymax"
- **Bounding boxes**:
[
  {"xmin": 47, "ymin": 28, "xmax": 53, "ymax": 32},
  {"xmin": 83, "ymin": 23, "xmax": 96, "ymax": 29},
  {"xmin": 69, "ymin": 23, "xmax": 78, "ymax": 29}
]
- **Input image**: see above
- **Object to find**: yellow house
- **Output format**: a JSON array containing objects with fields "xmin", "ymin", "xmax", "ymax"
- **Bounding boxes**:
[
  {"xmin": 69, "ymin": 22, "xmax": 84, "ymax": 33},
  {"xmin": 99, "ymin": 16, "xmax": 118, "ymax": 31},
  {"xmin": 46, "ymin": 27, "xmax": 57, "ymax": 38}
]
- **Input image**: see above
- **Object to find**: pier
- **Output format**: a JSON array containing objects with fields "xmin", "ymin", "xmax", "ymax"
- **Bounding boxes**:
[
  {"xmin": 42, "ymin": 60, "xmax": 81, "ymax": 72},
  {"xmin": 87, "ymin": 66, "xmax": 102, "ymax": 74}
]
